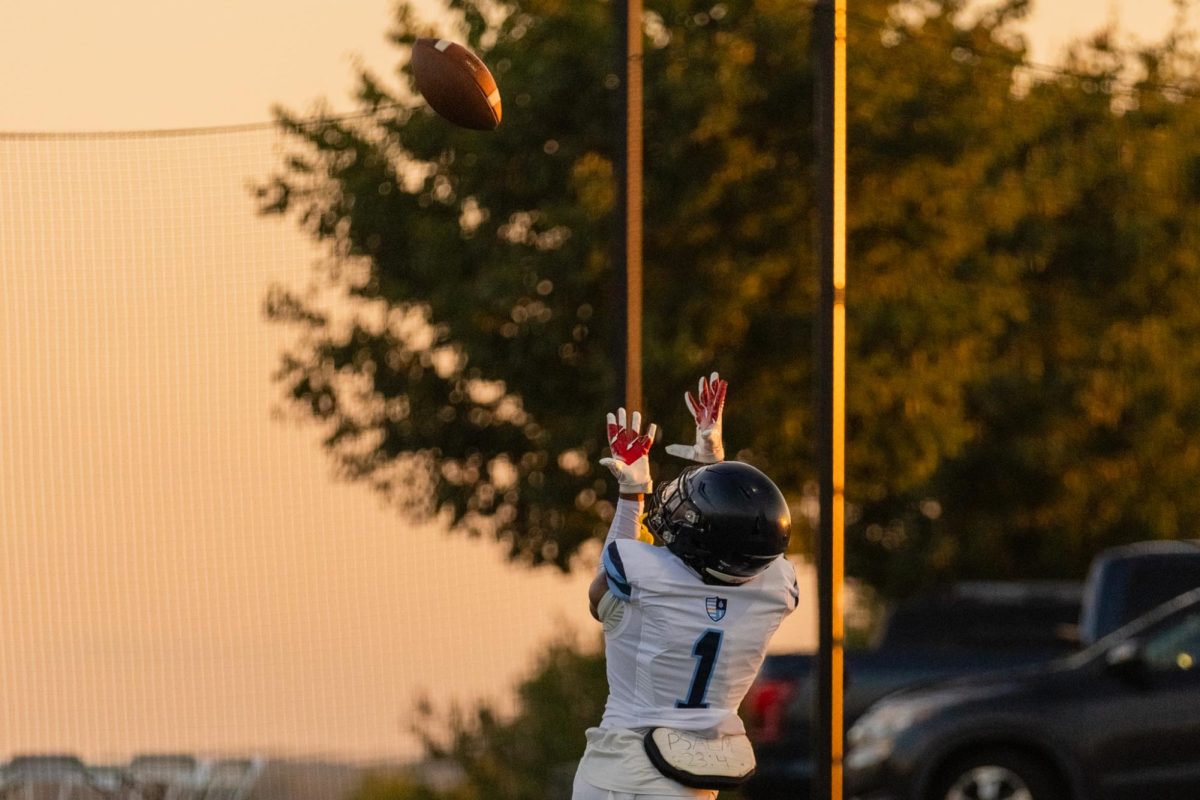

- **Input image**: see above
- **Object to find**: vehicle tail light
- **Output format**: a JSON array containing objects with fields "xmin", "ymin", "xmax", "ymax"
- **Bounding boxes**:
[{"xmin": 743, "ymin": 678, "xmax": 794, "ymax": 744}]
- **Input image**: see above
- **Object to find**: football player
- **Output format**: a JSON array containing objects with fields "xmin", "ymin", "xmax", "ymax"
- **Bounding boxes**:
[{"xmin": 572, "ymin": 374, "xmax": 800, "ymax": 800}]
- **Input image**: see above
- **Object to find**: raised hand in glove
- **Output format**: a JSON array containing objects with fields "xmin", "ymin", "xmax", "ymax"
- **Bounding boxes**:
[
  {"xmin": 665, "ymin": 372, "xmax": 727, "ymax": 463},
  {"xmin": 599, "ymin": 407, "xmax": 657, "ymax": 494}
]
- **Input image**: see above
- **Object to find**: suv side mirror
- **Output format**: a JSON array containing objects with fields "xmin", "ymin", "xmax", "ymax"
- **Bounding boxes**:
[{"xmin": 1105, "ymin": 639, "xmax": 1146, "ymax": 680}]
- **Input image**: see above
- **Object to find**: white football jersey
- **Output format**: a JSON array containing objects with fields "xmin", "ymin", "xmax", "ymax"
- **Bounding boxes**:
[{"xmin": 598, "ymin": 539, "xmax": 799, "ymax": 736}]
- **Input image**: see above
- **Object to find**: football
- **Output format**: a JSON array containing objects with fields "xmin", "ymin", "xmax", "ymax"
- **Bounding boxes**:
[{"xmin": 411, "ymin": 38, "xmax": 503, "ymax": 131}]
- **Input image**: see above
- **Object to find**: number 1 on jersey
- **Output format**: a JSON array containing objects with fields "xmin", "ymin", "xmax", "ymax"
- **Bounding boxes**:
[{"xmin": 677, "ymin": 629, "xmax": 723, "ymax": 709}]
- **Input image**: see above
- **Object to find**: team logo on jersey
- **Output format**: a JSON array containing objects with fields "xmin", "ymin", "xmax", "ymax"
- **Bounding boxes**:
[{"xmin": 706, "ymin": 596, "xmax": 728, "ymax": 622}]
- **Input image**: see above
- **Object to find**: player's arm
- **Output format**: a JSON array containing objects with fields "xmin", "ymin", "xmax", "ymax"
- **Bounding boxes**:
[
  {"xmin": 588, "ymin": 570, "xmax": 608, "ymax": 620},
  {"xmin": 598, "ymin": 407, "xmax": 656, "ymax": 547},
  {"xmin": 589, "ymin": 568, "xmax": 627, "ymax": 625},
  {"xmin": 590, "ymin": 541, "xmax": 635, "ymax": 623},
  {"xmin": 665, "ymin": 371, "xmax": 728, "ymax": 463},
  {"xmin": 591, "ymin": 408, "xmax": 655, "ymax": 621}
]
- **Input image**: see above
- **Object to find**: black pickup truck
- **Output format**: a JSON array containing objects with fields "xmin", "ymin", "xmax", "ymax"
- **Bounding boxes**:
[{"xmin": 740, "ymin": 540, "xmax": 1200, "ymax": 800}]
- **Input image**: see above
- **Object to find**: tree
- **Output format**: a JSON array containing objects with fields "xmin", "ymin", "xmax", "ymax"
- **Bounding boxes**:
[
  {"xmin": 845, "ymin": 5, "xmax": 1200, "ymax": 593},
  {"xmin": 260, "ymin": 0, "xmax": 1200, "ymax": 596},
  {"xmin": 348, "ymin": 771, "xmax": 471, "ymax": 800},
  {"xmin": 414, "ymin": 634, "xmax": 606, "ymax": 800},
  {"xmin": 258, "ymin": 0, "xmax": 823, "ymax": 572},
  {"xmin": 892, "ymin": 22, "xmax": 1200, "ymax": 588}
]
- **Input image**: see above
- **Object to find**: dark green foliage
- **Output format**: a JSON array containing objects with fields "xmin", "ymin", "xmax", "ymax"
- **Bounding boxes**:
[
  {"xmin": 348, "ymin": 771, "xmax": 471, "ymax": 800},
  {"xmin": 261, "ymin": 0, "xmax": 1200, "ymax": 596},
  {"xmin": 408, "ymin": 635, "xmax": 607, "ymax": 799},
  {"xmin": 845, "ymin": 1, "xmax": 1200, "ymax": 594},
  {"xmin": 258, "ymin": 0, "xmax": 820, "ymax": 572}
]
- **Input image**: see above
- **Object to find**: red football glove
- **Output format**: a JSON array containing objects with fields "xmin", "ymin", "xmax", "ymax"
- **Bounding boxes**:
[
  {"xmin": 666, "ymin": 372, "xmax": 727, "ymax": 463},
  {"xmin": 599, "ymin": 407, "xmax": 657, "ymax": 493}
]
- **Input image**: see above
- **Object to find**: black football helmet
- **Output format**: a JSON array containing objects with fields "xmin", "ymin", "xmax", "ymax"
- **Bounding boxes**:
[{"xmin": 645, "ymin": 461, "xmax": 791, "ymax": 586}]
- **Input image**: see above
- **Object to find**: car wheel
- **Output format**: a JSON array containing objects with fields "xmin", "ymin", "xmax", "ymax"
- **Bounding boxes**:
[{"xmin": 929, "ymin": 748, "xmax": 1062, "ymax": 800}]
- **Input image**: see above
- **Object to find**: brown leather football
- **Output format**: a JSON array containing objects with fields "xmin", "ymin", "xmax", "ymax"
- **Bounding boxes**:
[{"xmin": 411, "ymin": 38, "xmax": 503, "ymax": 131}]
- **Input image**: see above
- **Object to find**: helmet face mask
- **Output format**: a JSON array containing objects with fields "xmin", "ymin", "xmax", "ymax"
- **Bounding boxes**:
[
  {"xmin": 645, "ymin": 462, "xmax": 791, "ymax": 586},
  {"xmin": 647, "ymin": 466, "xmax": 697, "ymax": 543}
]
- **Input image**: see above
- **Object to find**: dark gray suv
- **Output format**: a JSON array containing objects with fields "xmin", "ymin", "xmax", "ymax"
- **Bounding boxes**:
[{"xmin": 845, "ymin": 588, "xmax": 1200, "ymax": 800}]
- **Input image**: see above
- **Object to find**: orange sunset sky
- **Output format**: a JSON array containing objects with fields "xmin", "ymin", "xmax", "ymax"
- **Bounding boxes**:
[{"xmin": 0, "ymin": 0, "xmax": 1190, "ymax": 764}]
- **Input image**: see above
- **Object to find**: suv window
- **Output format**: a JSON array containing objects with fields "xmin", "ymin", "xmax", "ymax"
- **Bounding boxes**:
[
  {"xmin": 1124, "ymin": 560, "xmax": 1200, "ymax": 625},
  {"xmin": 1143, "ymin": 611, "xmax": 1200, "ymax": 673},
  {"xmin": 878, "ymin": 584, "xmax": 1082, "ymax": 650},
  {"xmin": 1082, "ymin": 549, "xmax": 1200, "ymax": 644}
]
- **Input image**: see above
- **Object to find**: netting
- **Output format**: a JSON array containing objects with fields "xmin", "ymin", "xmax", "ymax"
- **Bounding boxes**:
[{"xmin": 0, "ymin": 125, "xmax": 817, "ymax": 772}]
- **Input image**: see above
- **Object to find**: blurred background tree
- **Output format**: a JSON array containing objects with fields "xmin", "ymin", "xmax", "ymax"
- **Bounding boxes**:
[
  {"xmin": 349, "ymin": 772, "xmax": 470, "ymax": 800},
  {"xmin": 258, "ymin": 0, "xmax": 819, "ymax": 574},
  {"xmin": 847, "ymin": 1, "xmax": 1200, "ymax": 594},
  {"xmin": 259, "ymin": 0, "xmax": 1200, "ymax": 599},
  {"xmin": 344, "ymin": 636, "xmax": 606, "ymax": 800}
]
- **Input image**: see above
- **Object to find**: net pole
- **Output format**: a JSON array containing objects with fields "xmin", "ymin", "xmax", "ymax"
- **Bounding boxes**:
[
  {"xmin": 812, "ymin": 0, "xmax": 847, "ymax": 798},
  {"xmin": 623, "ymin": 0, "xmax": 644, "ymax": 415}
]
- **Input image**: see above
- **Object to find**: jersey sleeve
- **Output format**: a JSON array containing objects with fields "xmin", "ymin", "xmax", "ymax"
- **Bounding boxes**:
[
  {"xmin": 602, "ymin": 497, "xmax": 645, "ymax": 548},
  {"xmin": 602, "ymin": 539, "xmax": 656, "ymax": 603}
]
